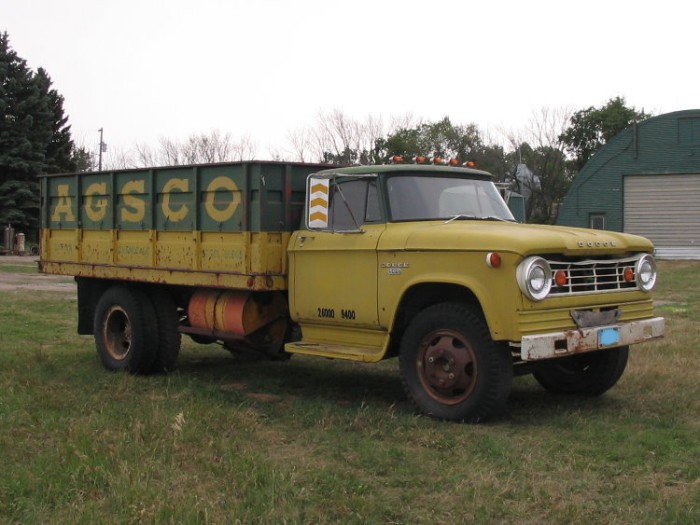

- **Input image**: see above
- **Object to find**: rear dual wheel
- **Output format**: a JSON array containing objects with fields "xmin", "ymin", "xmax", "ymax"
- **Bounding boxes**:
[
  {"xmin": 94, "ymin": 286, "xmax": 180, "ymax": 374},
  {"xmin": 150, "ymin": 290, "xmax": 181, "ymax": 373}
]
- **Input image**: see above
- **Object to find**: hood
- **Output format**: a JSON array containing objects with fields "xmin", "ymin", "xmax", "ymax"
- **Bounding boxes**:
[{"xmin": 388, "ymin": 221, "xmax": 654, "ymax": 256}]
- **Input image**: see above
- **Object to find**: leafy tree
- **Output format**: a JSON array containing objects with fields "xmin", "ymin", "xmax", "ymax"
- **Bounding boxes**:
[
  {"xmin": 472, "ymin": 143, "xmax": 515, "ymax": 183},
  {"xmin": 71, "ymin": 146, "xmax": 96, "ymax": 172},
  {"xmin": 375, "ymin": 117, "xmax": 492, "ymax": 167},
  {"xmin": 0, "ymin": 32, "xmax": 77, "ymax": 237},
  {"xmin": 559, "ymin": 97, "xmax": 650, "ymax": 171},
  {"xmin": 374, "ymin": 117, "xmax": 520, "ymax": 185},
  {"xmin": 322, "ymin": 146, "xmax": 361, "ymax": 165},
  {"xmin": 513, "ymin": 143, "xmax": 573, "ymax": 223}
]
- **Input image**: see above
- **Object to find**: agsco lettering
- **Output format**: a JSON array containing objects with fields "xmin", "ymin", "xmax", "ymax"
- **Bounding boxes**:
[{"xmin": 50, "ymin": 176, "xmax": 241, "ymax": 224}]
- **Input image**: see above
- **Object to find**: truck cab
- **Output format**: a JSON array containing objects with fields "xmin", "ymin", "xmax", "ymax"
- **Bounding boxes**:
[{"xmin": 286, "ymin": 164, "xmax": 664, "ymax": 421}]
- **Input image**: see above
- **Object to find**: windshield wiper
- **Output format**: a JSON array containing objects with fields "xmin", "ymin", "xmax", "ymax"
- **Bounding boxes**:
[{"xmin": 443, "ymin": 214, "xmax": 513, "ymax": 224}]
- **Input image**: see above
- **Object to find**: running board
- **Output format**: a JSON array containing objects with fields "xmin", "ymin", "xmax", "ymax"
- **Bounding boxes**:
[{"xmin": 285, "ymin": 342, "xmax": 385, "ymax": 362}]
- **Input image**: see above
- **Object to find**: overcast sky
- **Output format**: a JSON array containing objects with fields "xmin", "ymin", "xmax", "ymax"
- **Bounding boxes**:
[{"xmin": 4, "ymin": 0, "xmax": 698, "ymax": 161}]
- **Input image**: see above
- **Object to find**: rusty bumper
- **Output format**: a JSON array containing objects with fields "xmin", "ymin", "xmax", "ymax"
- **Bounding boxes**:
[{"xmin": 520, "ymin": 317, "xmax": 665, "ymax": 361}]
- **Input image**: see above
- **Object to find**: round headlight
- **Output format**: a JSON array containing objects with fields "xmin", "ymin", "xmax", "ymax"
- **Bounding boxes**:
[
  {"xmin": 516, "ymin": 256, "xmax": 553, "ymax": 301},
  {"xmin": 635, "ymin": 254, "xmax": 657, "ymax": 291}
]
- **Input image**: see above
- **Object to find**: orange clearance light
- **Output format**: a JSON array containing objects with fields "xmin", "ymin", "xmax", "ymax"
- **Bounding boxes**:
[
  {"xmin": 415, "ymin": 155, "xmax": 426, "ymax": 163},
  {"xmin": 554, "ymin": 270, "xmax": 568, "ymax": 287},
  {"xmin": 433, "ymin": 156, "xmax": 443, "ymax": 165},
  {"xmin": 449, "ymin": 158, "xmax": 460, "ymax": 166},
  {"xmin": 391, "ymin": 155, "xmax": 403, "ymax": 163},
  {"xmin": 464, "ymin": 160, "xmax": 476, "ymax": 168},
  {"xmin": 623, "ymin": 267, "xmax": 635, "ymax": 282},
  {"xmin": 486, "ymin": 252, "xmax": 502, "ymax": 268}
]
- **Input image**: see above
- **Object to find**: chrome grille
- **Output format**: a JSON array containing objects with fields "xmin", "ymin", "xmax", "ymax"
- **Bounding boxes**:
[{"xmin": 547, "ymin": 257, "xmax": 639, "ymax": 296}]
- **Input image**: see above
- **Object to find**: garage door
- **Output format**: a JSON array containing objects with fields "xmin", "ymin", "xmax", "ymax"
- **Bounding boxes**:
[{"xmin": 624, "ymin": 174, "xmax": 700, "ymax": 259}]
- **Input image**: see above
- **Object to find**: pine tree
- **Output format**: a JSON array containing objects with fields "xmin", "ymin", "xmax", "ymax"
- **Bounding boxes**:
[
  {"xmin": 37, "ymin": 67, "xmax": 76, "ymax": 174},
  {"xmin": 0, "ymin": 31, "xmax": 77, "ymax": 238},
  {"xmin": 0, "ymin": 31, "xmax": 39, "ymax": 184}
]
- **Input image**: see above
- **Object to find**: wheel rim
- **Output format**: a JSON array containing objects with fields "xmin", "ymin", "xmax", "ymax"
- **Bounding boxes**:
[
  {"xmin": 417, "ymin": 329, "xmax": 477, "ymax": 405},
  {"xmin": 103, "ymin": 306, "xmax": 132, "ymax": 361}
]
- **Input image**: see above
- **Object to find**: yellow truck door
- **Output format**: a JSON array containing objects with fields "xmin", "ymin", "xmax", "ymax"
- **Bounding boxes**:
[
  {"xmin": 288, "ymin": 175, "xmax": 384, "ymax": 330},
  {"xmin": 289, "ymin": 225, "xmax": 383, "ymax": 328}
]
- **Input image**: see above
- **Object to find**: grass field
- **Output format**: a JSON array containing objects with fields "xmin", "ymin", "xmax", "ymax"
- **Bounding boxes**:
[{"xmin": 0, "ymin": 260, "xmax": 698, "ymax": 524}]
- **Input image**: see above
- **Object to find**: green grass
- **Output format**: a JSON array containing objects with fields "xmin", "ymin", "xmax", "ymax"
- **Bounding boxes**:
[
  {"xmin": 0, "ymin": 262, "xmax": 38, "ymax": 274},
  {"xmin": 0, "ymin": 261, "xmax": 698, "ymax": 524}
]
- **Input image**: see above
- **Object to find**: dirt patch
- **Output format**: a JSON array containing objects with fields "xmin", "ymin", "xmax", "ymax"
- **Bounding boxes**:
[
  {"xmin": 0, "ymin": 256, "xmax": 76, "ymax": 293},
  {"xmin": 220, "ymin": 382, "xmax": 296, "ymax": 404},
  {"xmin": 0, "ymin": 255, "xmax": 39, "ymax": 264}
]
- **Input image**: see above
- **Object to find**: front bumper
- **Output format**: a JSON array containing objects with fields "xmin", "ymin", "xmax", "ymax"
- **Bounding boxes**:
[{"xmin": 520, "ymin": 317, "xmax": 665, "ymax": 361}]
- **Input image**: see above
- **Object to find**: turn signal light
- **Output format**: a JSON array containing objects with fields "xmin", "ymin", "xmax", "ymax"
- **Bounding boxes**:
[
  {"xmin": 623, "ymin": 267, "xmax": 635, "ymax": 282},
  {"xmin": 486, "ymin": 252, "xmax": 502, "ymax": 268},
  {"xmin": 554, "ymin": 270, "xmax": 568, "ymax": 287}
]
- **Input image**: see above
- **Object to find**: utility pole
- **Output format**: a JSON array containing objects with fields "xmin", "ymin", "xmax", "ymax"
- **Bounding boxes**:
[{"xmin": 98, "ymin": 128, "xmax": 106, "ymax": 171}]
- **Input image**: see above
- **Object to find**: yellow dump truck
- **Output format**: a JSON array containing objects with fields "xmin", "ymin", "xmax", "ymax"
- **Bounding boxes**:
[{"xmin": 40, "ymin": 160, "xmax": 664, "ymax": 422}]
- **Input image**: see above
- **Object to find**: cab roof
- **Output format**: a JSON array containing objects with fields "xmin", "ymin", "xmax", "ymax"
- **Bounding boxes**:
[{"xmin": 312, "ymin": 164, "xmax": 493, "ymax": 180}]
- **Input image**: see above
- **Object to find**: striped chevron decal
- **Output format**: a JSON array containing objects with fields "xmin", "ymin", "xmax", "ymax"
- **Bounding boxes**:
[{"xmin": 308, "ymin": 178, "xmax": 329, "ymax": 228}]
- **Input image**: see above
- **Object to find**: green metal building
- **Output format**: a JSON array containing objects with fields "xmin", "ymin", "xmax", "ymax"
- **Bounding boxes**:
[{"xmin": 557, "ymin": 109, "xmax": 700, "ymax": 259}]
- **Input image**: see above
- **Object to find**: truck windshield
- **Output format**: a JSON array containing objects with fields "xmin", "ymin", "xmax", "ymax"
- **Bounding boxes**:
[{"xmin": 386, "ymin": 175, "xmax": 515, "ymax": 222}]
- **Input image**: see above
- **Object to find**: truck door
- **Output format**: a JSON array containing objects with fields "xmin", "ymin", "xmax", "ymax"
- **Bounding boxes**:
[{"xmin": 289, "ymin": 176, "xmax": 384, "ymax": 329}]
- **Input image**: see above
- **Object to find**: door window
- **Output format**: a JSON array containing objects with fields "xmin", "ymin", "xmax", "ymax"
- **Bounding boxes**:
[{"xmin": 327, "ymin": 178, "xmax": 381, "ymax": 231}]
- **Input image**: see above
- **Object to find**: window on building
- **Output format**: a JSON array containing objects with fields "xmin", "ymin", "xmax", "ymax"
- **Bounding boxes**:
[{"xmin": 589, "ymin": 214, "xmax": 606, "ymax": 230}]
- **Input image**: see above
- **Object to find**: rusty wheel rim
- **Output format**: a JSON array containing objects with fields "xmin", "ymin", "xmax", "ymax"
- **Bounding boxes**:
[
  {"xmin": 103, "ymin": 306, "xmax": 132, "ymax": 361},
  {"xmin": 417, "ymin": 329, "xmax": 477, "ymax": 405}
]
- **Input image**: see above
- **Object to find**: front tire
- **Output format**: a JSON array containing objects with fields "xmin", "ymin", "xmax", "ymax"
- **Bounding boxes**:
[
  {"xmin": 532, "ymin": 346, "xmax": 629, "ymax": 396},
  {"xmin": 94, "ymin": 286, "xmax": 158, "ymax": 374},
  {"xmin": 399, "ymin": 303, "xmax": 513, "ymax": 422}
]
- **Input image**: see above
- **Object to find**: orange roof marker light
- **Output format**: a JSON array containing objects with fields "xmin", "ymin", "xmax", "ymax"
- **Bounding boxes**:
[{"xmin": 388, "ymin": 155, "xmax": 475, "ymax": 166}]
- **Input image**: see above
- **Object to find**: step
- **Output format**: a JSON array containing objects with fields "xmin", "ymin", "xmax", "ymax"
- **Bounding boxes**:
[{"xmin": 285, "ymin": 341, "xmax": 386, "ymax": 362}]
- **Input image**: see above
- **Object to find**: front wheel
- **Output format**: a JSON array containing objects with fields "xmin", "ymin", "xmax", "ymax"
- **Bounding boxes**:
[
  {"xmin": 532, "ymin": 346, "xmax": 629, "ymax": 396},
  {"xmin": 399, "ymin": 303, "xmax": 513, "ymax": 422}
]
